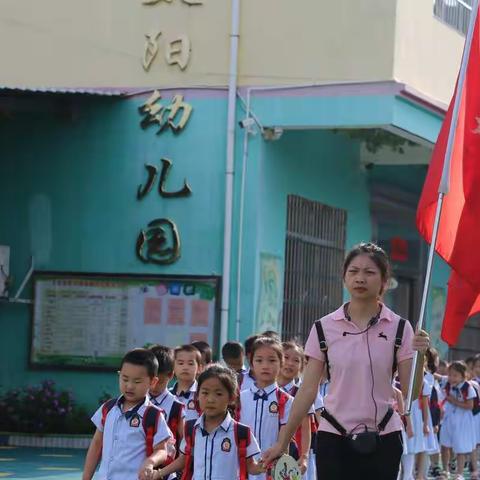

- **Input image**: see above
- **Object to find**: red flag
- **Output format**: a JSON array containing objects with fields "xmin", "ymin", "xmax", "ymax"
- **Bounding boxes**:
[{"xmin": 416, "ymin": 6, "xmax": 480, "ymax": 346}]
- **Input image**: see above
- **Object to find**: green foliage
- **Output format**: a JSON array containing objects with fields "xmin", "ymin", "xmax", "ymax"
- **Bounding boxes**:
[{"xmin": 334, "ymin": 128, "xmax": 417, "ymax": 154}]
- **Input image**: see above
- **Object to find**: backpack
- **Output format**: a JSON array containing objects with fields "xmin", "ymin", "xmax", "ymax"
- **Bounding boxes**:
[
  {"xmin": 167, "ymin": 400, "xmax": 184, "ymax": 452},
  {"xmin": 101, "ymin": 398, "xmax": 161, "ymax": 456},
  {"xmin": 181, "ymin": 418, "xmax": 250, "ymax": 480},
  {"xmin": 444, "ymin": 381, "xmax": 480, "ymax": 415},
  {"xmin": 314, "ymin": 316, "xmax": 406, "ymax": 381}
]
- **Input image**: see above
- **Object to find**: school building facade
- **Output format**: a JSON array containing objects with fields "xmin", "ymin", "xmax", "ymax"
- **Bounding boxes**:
[{"xmin": 0, "ymin": 0, "xmax": 476, "ymax": 409}]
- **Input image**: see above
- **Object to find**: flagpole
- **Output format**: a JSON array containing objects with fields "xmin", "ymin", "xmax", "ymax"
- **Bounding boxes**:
[{"xmin": 405, "ymin": 0, "xmax": 479, "ymax": 414}]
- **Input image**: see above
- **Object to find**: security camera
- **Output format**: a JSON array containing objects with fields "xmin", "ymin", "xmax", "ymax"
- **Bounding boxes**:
[{"xmin": 238, "ymin": 117, "xmax": 255, "ymax": 129}]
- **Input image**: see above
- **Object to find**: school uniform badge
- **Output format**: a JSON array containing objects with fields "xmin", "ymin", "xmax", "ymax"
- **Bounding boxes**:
[
  {"xmin": 130, "ymin": 414, "xmax": 141, "ymax": 428},
  {"xmin": 269, "ymin": 401, "xmax": 279, "ymax": 414},
  {"xmin": 187, "ymin": 400, "xmax": 196, "ymax": 410},
  {"xmin": 221, "ymin": 437, "xmax": 232, "ymax": 452}
]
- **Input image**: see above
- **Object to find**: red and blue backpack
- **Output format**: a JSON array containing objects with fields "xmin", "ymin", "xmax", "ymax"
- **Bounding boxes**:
[
  {"xmin": 181, "ymin": 419, "xmax": 250, "ymax": 480},
  {"xmin": 101, "ymin": 399, "xmax": 162, "ymax": 456}
]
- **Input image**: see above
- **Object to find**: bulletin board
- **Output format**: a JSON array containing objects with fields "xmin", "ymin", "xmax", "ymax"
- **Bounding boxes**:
[{"xmin": 30, "ymin": 271, "xmax": 221, "ymax": 370}]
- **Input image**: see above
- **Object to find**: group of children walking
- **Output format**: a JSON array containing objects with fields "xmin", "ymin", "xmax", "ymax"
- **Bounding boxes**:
[
  {"xmin": 82, "ymin": 332, "xmax": 324, "ymax": 480},
  {"xmin": 82, "ymin": 331, "xmax": 480, "ymax": 480},
  {"xmin": 398, "ymin": 351, "xmax": 480, "ymax": 480}
]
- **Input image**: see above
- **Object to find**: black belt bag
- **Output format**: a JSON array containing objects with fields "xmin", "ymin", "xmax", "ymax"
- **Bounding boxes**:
[{"xmin": 320, "ymin": 407, "xmax": 394, "ymax": 455}]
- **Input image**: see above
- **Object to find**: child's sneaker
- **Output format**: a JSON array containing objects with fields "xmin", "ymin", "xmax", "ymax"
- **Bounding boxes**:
[{"xmin": 430, "ymin": 466, "xmax": 443, "ymax": 478}]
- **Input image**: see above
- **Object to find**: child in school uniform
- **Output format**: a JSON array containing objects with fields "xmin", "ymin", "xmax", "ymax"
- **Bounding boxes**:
[
  {"xmin": 149, "ymin": 345, "xmax": 185, "ymax": 478},
  {"xmin": 278, "ymin": 341, "xmax": 313, "ymax": 479},
  {"xmin": 237, "ymin": 335, "xmax": 260, "ymax": 392},
  {"xmin": 191, "ymin": 340, "xmax": 212, "ymax": 375},
  {"xmin": 403, "ymin": 376, "xmax": 430, "ymax": 480},
  {"xmin": 222, "ymin": 341, "xmax": 247, "ymax": 374},
  {"xmin": 82, "ymin": 349, "xmax": 172, "ymax": 480},
  {"xmin": 440, "ymin": 361, "xmax": 478, "ymax": 480},
  {"xmin": 170, "ymin": 345, "xmax": 202, "ymax": 422},
  {"xmin": 471, "ymin": 356, "xmax": 480, "ymax": 475},
  {"xmin": 424, "ymin": 348, "xmax": 443, "ymax": 479},
  {"xmin": 237, "ymin": 336, "xmax": 294, "ymax": 480},
  {"xmin": 393, "ymin": 384, "xmax": 414, "ymax": 480},
  {"xmin": 154, "ymin": 364, "xmax": 265, "ymax": 480}
]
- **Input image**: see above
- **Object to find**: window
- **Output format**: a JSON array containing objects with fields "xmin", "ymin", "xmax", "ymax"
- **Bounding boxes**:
[
  {"xmin": 434, "ymin": 0, "xmax": 473, "ymax": 35},
  {"xmin": 281, "ymin": 195, "xmax": 346, "ymax": 343}
]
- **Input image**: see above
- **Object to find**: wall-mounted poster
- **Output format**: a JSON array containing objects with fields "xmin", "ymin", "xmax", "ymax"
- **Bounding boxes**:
[
  {"xmin": 256, "ymin": 253, "xmax": 283, "ymax": 334},
  {"xmin": 30, "ymin": 272, "xmax": 220, "ymax": 370},
  {"xmin": 430, "ymin": 286, "xmax": 449, "ymax": 358}
]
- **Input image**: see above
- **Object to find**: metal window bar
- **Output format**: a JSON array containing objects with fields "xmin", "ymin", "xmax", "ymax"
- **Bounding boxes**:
[
  {"xmin": 282, "ymin": 195, "xmax": 346, "ymax": 343},
  {"xmin": 434, "ymin": 0, "xmax": 473, "ymax": 35}
]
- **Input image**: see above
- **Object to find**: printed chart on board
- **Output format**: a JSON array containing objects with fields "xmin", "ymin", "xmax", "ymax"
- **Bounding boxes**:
[{"xmin": 31, "ymin": 272, "xmax": 220, "ymax": 369}]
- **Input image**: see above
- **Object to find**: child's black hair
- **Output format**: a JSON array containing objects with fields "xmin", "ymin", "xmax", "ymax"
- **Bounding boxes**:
[
  {"xmin": 120, "ymin": 348, "xmax": 158, "ymax": 378},
  {"xmin": 425, "ymin": 347, "xmax": 439, "ymax": 374},
  {"xmin": 149, "ymin": 344, "xmax": 174, "ymax": 375},
  {"xmin": 191, "ymin": 340, "xmax": 212, "ymax": 365},
  {"xmin": 174, "ymin": 344, "xmax": 202, "ymax": 365},
  {"xmin": 466, "ymin": 356, "xmax": 475, "ymax": 367},
  {"xmin": 197, "ymin": 363, "xmax": 238, "ymax": 399},
  {"xmin": 261, "ymin": 330, "xmax": 281, "ymax": 342},
  {"xmin": 244, "ymin": 334, "xmax": 260, "ymax": 357},
  {"xmin": 449, "ymin": 360, "xmax": 468, "ymax": 378},
  {"xmin": 222, "ymin": 341, "xmax": 244, "ymax": 361}
]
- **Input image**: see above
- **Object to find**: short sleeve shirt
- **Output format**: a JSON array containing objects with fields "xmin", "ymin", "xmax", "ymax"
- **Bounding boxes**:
[
  {"xmin": 170, "ymin": 381, "xmax": 200, "ymax": 422},
  {"xmin": 239, "ymin": 383, "xmax": 293, "ymax": 450},
  {"xmin": 304, "ymin": 303, "xmax": 414, "ymax": 436},
  {"xmin": 443, "ymin": 381, "xmax": 477, "ymax": 416},
  {"xmin": 179, "ymin": 413, "xmax": 260, "ymax": 480},
  {"xmin": 91, "ymin": 396, "xmax": 172, "ymax": 480},
  {"xmin": 150, "ymin": 389, "xmax": 186, "ymax": 430}
]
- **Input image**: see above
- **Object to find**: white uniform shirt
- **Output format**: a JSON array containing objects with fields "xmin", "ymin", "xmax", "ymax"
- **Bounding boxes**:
[
  {"xmin": 170, "ymin": 381, "xmax": 200, "ymax": 422},
  {"xmin": 91, "ymin": 396, "xmax": 172, "ymax": 480},
  {"xmin": 239, "ymin": 383, "xmax": 293, "ymax": 451},
  {"xmin": 443, "ymin": 381, "xmax": 476, "ymax": 416},
  {"xmin": 179, "ymin": 413, "xmax": 260, "ymax": 480},
  {"xmin": 150, "ymin": 389, "xmax": 186, "ymax": 426},
  {"xmin": 281, "ymin": 380, "xmax": 315, "ymax": 415}
]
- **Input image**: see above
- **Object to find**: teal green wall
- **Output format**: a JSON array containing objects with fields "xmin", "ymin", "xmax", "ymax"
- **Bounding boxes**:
[
  {"xmin": 0, "ymin": 94, "xmax": 227, "ymax": 410},
  {"xmin": 0, "ymin": 91, "xmax": 449, "ymax": 411},
  {"xmin": 232, "ymin": 129, "xmax": 372, "ymax": 340}
]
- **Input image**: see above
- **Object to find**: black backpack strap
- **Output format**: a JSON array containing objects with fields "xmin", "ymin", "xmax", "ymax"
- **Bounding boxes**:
[
  {"xmin": 169, "ymin": 400, "xmax": 182, "ymax": 423},
  {"xmin": 237, "ymin": 371, "xmax": 244, "ymax": 389},
  {"xmin": 143, "ymin": 406, "xmax": 161, "ymax": 456},
  {"xmin": 319, "ymin": 408, "xmax": 347, "ymax": 436},
  {"xmin": 314, "ymin": 319, "xmax": 330, "ymax": 381},
  {"xmin": 377, "ymin": 407, "xmax": 394, "ymax": 432},
  {"xmin": 235, "ymin": 422, "xmax": 250, "ymax": 443},
  {"xmin": 392, "ymin": 318, "xmax": 406, "ymax": 378}
]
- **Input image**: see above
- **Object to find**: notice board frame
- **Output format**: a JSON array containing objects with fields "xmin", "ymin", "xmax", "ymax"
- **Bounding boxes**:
[{"xmin": 29, "ymin": 271, "xmax": 221, "ymax": 372}]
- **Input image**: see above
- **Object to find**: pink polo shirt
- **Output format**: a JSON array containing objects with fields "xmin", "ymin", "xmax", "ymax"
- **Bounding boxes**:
[{"xmin": 304, "ymin": 303, "xmax": 414, "ymax": 436}]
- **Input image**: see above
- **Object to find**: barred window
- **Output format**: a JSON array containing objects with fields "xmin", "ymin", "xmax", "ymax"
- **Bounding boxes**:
[
  {"xmin": 281, "ymin": 195, "xmax": 346, "ymax": 343},
  {"xmin": 434, "ymin": 0, "xmax": 472, "ymax": 35}
]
